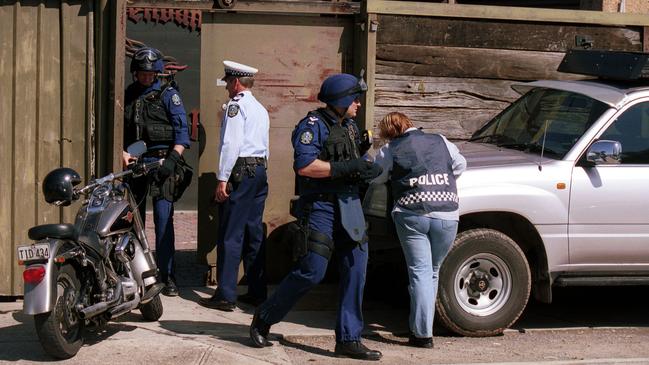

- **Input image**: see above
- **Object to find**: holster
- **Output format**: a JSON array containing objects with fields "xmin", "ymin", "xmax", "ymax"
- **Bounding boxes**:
[{"xmin": 288, "ymin": 200, "xmax": 334, "ymax": 262}]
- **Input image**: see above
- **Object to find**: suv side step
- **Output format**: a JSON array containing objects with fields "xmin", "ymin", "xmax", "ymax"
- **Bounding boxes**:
[{"xmin": 554, "ymin": 276, "xmax": 649, "ymax": 287}]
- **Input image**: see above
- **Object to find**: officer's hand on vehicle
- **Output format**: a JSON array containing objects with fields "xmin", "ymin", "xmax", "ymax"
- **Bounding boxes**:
[
  {"xmin": 157, "ymin": 150, "xmax": 181, "ymax": 181},
  {"xmin": 122, "ymin": 151, "xmax": 136, "ymax": 169}
]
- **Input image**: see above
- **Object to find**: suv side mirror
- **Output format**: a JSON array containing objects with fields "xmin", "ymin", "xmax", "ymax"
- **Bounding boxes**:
[
  {"xmin": 126, "ymin": 141, "xmax": 147, "ymax": 158},
  {"xmin": 586, "ymin": 140, "xmax": 622, "ymax": 165}
]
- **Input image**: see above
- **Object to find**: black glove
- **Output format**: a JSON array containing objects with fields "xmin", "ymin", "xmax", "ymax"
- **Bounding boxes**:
[
  {"xmin": 359, "ymin": 162, "xmax": 383, "ymax": 182},
  {"xmin": 157, "ymin": 150, "xmax": 181, "ymax": 181},
  {"xmin": 330, "ymin": 158, "xmax": 382, "ymax": 181},
  {"xmin": 330, "ymin": 158, "xmax": 369, "ymax": 179}
]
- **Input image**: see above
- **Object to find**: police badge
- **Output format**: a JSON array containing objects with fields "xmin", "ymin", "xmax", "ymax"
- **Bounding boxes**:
[
  {"xmin": 300, "ymin": 130, "xmax": 314, "ymax": 144},
  {"xmin": 228, "ymin": 104, "xmax": 240, "ymax": 118},
  {"xmin": 171, "ymin": 93, "xmax": 181, "ymax": 106}
]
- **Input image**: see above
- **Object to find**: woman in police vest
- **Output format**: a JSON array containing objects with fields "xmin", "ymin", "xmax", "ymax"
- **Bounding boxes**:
[{"xmin": 372, "ymin": 112, "xmax": 466, "ymax": 348}]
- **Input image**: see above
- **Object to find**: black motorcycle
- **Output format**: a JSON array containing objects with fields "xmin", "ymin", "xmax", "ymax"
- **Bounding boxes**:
[{"xmin": 18, "ymin": 141, "xmax": 164, "ymax": 359}]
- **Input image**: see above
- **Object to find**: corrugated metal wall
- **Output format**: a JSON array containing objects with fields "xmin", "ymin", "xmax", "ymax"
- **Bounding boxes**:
[{"xmin": 0, "ymin": 0, "xmax": 121, "ymax": 296}]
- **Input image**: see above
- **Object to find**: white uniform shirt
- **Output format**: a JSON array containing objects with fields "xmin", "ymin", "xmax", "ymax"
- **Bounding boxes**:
[{"xmin": 217, "ymin": 90, "xmax": 270, "ymax": 182}]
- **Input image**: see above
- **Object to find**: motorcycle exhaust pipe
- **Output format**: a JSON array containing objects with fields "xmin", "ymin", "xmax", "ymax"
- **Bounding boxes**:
[
  {"xmin": 78, "ymin": 281, "xmax": 123, "ymax": 320},
  {"xmin": 108, "ymin": 297, "xmax": 140, "ymax": 319}
]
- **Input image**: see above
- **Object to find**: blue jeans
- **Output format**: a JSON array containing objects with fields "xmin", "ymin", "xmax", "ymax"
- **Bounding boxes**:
[{"xmin": 392, "ymin": 211, "xmax": 457, "ymax": 338}]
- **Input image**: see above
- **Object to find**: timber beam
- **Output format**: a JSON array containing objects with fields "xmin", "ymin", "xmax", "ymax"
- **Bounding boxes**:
[
  {"xmin": 366, "ymin": 0, "xmax": 649, "ymax": 27},
  {"xmin": 126, "ymin": 0, "xmax": 360, "ymax": 15}
]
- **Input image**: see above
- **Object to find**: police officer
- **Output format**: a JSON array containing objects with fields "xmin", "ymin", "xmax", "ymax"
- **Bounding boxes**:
[
  {"xmin": 249, "ymin": 73, "xmax": 383, "ymax": 361},
  {"xmin": 201, "ymin": 61, "xmax": 270, "ymax": 312},
  {"xmin": 123, "ymin": 47, "xmax": 190, "ymax": 297}
]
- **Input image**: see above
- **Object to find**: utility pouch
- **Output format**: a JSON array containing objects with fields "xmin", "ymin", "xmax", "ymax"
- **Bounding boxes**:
[
  {"xmin": 145, "ymin": 124, "xmax": 174, "ymax": 143},
  {"xmin": 173, "ymin": 157, "xmax": 193, "ymax": 202},
  {"xmin": 287, "ymin": 222, "xmax": 308, "ymax": 262},
  {"xmin": 229, "ymin": 164, "xmax": 244, "ymax": 184}
]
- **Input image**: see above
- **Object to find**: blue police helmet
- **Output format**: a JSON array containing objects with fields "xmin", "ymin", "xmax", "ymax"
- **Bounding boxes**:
[
  {"xmin": 317, "ymin": 73, "xmax": 368, "ymax": 109},
  {"xmin": 130, "ymin": 47, "xmax": 164, "ymax": 73}
]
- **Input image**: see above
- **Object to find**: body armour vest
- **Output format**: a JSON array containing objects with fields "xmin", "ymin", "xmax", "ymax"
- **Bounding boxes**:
[
  {"xmin": 297, "ymin": 109, "xmax": 361, "ymax": 197},
  {"xmin": 391, "ymin": 130, "xmax": 458, "ymax": 214},
  {"xmin": 124, "ymin": 87, "xmax": 175, "ymax": 147}
]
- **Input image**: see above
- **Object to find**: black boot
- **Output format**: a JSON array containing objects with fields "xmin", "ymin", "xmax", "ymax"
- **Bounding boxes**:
[
  {"xmin": 408, "ymin": 334, "xmax": 433, "ymax": 348},
  {"xmin": 161, "ymin": 279, "xmax": 178, "ymax": 297},
  {"xmin": 334, "ymin": 341, "xmax": 382, "ymax": 361},
  {"xmin": 249, "ymin": 310, "xmax": 273, "ymax": 348}
]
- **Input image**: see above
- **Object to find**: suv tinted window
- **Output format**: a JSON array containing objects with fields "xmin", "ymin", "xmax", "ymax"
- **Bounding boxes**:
[
  {"xmin": 470, "ymin": 88, "xmax": 608, "ymax": 159},
  {"xmin": 599, "ymin": 101, "xmax": 649, "ymax": 164}
]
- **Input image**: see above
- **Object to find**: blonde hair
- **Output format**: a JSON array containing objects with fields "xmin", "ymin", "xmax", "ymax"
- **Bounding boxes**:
[{"xmin": 378, "ymin": 112, "xmax": 414, "ymax": 140}]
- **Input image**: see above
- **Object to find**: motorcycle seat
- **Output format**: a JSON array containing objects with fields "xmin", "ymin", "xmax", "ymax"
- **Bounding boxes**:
[{"xmin": 28, "ymin": 224, "xmax": 77, "ymax": 241}]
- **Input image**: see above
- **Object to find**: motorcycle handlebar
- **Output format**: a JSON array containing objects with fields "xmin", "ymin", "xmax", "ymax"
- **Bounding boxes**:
[{"xmin": 75, "ymin": 159, "xmax": 163, "ymax": 196}]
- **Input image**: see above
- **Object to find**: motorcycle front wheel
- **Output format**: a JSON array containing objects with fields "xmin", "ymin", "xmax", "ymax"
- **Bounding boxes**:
[{"xmin": 34, "ymin": 264, "xmax": 84, "ymax": 359}]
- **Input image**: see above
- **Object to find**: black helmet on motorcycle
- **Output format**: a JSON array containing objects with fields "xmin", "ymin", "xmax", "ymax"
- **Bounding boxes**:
[
  {"xmin": 43, "ymin": 168, "xmax": 82, "ymax": 206},
  {"xmin": 130, "ymin": 47, "xmax": 164, "ymax": 73}
]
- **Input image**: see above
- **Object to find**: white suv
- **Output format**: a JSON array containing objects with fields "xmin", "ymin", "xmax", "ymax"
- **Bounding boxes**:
[{"xmin": 364, "ymin": 50, "xmax": 649, "ymax": 336}]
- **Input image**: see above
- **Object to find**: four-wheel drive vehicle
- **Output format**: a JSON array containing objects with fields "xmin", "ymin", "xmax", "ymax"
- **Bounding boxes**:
[{"xmin": 364, "ymin": 50, "xmax": 649, "ymax": 337}]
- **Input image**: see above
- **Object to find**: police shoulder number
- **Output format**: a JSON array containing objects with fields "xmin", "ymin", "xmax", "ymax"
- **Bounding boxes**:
[{"xmin": 227, "ymin": 103, "xmax": 240, "ymax": 118}]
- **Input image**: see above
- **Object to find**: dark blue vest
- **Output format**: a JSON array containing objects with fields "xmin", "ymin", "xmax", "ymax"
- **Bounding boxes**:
[
  {"xmin": 296, "ymin": 110, "xmax": 360, "ymax": 197},
  {"xmin": 390, "ymin": 130, "xmax": 458, "ymax": 214}
]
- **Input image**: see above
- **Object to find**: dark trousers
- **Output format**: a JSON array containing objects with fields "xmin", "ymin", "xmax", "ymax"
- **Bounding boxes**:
[
  {"xmin": 257, "ymin": 201, "xmax": 368, "ymax": 342},
  {"xmin": 130, "ymin": 156, "xmax": 176, "ymax": 283},
  {"xmin": 215, "ymin": 164, "xmax": 268, "ymax": 302}
]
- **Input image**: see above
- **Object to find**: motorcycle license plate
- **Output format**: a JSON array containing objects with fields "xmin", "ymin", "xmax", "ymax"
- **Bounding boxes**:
[{"xmin": 17, "ymin": 243, "xmax": 50, "ymax": 262}]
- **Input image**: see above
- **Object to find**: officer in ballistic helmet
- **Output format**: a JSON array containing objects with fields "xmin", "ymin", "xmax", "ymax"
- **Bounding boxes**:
[
  {"xmin": 249, "ymin": 73, "xmax": 383, "ymax": 361},
  {"xmin": 123, "ymin": 47, "xmax": 190, "ymax": 297}
]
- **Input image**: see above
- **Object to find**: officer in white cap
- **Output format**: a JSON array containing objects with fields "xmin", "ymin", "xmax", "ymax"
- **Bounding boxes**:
[{"xmin": 201, "ymin": 60, "xmax": 270, "ymax": 312}]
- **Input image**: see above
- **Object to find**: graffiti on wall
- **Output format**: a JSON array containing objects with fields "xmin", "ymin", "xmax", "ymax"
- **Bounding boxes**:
[{"xmin": 127, "ymin": 8, "xmax": 202, "ymax": 32}]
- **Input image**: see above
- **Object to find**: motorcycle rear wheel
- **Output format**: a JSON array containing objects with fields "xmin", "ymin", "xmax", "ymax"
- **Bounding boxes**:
[
  {"xmin": 139, "ymin": 294, "xmax": 163, "ymax": 321},
  {"xmin": 34, "ymin": 264, "xmax": 84, "ymax": 359}
]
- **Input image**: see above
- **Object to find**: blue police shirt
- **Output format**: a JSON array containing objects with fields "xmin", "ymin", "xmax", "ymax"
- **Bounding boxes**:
[{"xmin": 292, "ymin": 109, "xmax": 363, "ymax": 171}]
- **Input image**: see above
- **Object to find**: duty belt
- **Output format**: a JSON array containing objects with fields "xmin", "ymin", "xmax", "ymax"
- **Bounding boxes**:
[
  {"xmin": 143, "ymin": 149, "xmax": 169, "ymax": 158},
  {"xmin": 302, "ymin": 193, "xmax": 337, "ymax": 204},
  {"xmin": 235, "ymin": 156, "xmax": 267, "ymax": 168}
]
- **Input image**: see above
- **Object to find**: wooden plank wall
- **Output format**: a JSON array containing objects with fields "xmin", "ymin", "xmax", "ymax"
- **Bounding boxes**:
[
  {"xmin": 0, "ymin": 1, "xmax": 100, "ymax": 296},
  {"xmin": 373, "ymin": 15, "xmax": 644, "ymax": 140}
]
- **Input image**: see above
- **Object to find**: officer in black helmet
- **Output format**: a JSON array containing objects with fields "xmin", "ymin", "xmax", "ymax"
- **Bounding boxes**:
[
  {"xmin": 249, "ymin": 73, "xmax": 383, "ymax": 361},
  {"xmin": 123, "ymin": 47, "xmax": 190, "ymax": 297}
]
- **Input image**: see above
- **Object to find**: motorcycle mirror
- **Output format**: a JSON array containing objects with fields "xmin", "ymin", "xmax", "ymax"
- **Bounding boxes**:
[{"xmin": 126, "ymin": 141, "xmax": 147, "ymax": 158}]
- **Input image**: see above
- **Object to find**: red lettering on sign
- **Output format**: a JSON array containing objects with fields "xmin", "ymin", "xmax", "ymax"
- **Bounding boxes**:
[{"xmin": 126, "ymin": 7, "xmax": 201, "ymax": 32}]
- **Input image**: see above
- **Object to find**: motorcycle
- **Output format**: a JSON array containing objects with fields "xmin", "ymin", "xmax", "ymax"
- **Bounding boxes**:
[{"xmin": 18, "ymin": 141, "xmax": 165, "ymax": 359}]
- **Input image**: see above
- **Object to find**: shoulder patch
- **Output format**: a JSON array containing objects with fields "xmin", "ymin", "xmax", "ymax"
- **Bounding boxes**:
[
  {"xmin": 299, "ymin": 130, "xmax": 314, "ymax": 145},
  {"xmin": 171, "ymin": 93, "xmax": 181, "ymax": 106},
  {"xmin": 228, "ymin": 104, "xmax": 240, "ymax": 118}
]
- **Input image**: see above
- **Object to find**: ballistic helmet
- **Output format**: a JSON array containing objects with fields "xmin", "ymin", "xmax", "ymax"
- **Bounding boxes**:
[
  {"xmin": 42, "ymin": 168, "xmax": 82, "ymax": 206},
  {"xmin": 317, "ymin": 73, "xmax": 368, "ymax": 109},
  {"xmin": 130, "ymin": 47, "xmax": 164, "ymax": 73}
]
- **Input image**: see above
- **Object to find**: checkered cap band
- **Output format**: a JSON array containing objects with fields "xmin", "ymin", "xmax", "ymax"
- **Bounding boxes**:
[{"xmin": 397, "ymin": 191, "xmax": 459, "ymax": 206}]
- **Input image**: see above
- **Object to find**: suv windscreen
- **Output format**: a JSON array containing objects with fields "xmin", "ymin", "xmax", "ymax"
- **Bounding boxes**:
[{"xmin": 469, "ymin": 88, "xmax": 609, "ymax": 159}]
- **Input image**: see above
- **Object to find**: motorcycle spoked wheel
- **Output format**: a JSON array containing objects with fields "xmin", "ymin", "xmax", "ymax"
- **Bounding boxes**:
[{"xmin": 34, "ymin": 264, "xmax": 84, "ymax": 359}]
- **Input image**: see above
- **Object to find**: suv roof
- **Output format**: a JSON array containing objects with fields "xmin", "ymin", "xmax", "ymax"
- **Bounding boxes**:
[{"xmin": 511, "ymin": 79, "xmax": 649, "ymax": 109}]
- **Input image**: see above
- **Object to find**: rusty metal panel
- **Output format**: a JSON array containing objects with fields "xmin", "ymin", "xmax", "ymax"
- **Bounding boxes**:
[{"xmin": 198, "ymin": 13, "xmax": 354, "ymax": 269}]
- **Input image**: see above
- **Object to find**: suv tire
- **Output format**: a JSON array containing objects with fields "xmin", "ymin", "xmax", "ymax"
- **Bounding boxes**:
[{"xmin": 436, "ymin": 228, "xmax": 531, "ymax": 337}]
